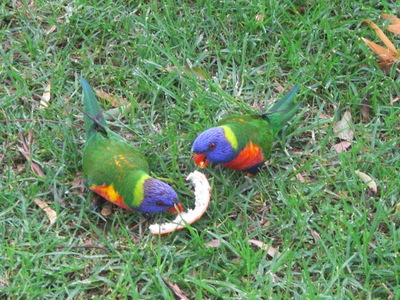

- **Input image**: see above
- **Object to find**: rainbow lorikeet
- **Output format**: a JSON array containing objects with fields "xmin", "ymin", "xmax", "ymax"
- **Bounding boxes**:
[
  {"xmin": 192, "ymin": 85, "xmax": 301, "ymax": 174},
  {"xmin": 81, "ymin": 78, "xmax": 182, "ymax": 213}
]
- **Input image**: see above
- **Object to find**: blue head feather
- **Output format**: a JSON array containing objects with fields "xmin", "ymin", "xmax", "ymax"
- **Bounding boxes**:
[
  {"xmin": 192, "ymin": 127, "xmax": 236, "ymax": 163},
  {"xmin": 136, "ymin": 179, "xmax": 179, "ymax": 213}
]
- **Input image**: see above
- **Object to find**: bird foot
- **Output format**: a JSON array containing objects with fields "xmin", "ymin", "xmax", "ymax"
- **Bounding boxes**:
[
  {"xmin": 141, "ymin": 212, "xmax": 154, "ymax": 220},
  {"xmin": 91, "ymin": 194, "xmax": 106, "ymax": 212}
]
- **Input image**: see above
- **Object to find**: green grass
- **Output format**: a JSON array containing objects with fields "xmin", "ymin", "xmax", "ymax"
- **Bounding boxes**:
[{"xmin": 1, "ymin": 0, "xmax": 399, "ymax": 298}]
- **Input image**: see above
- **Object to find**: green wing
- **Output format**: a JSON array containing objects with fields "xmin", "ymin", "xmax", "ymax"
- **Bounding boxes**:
[{"xmin": 217, "ymin": 115, "xmax": 274, "ymax": 157}]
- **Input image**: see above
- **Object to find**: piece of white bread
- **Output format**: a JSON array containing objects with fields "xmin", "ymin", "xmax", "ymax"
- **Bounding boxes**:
[{"xmin": 149, "ymin": 171, "xmax": 211, "ymax": 235}]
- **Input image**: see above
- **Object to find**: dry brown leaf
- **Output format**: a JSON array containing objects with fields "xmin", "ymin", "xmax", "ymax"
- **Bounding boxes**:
[
  {"xmin": 0, "ymin": 278, "xmax": 10, "ymax": 290},
  {"xmin": 362, "ymin": 17, "xmax": 400, "ymax": 71},
  {"xmin": 333, "ymin": 141, "xmax": 351, "ymax": 153},
  {"xmin": 18, "ymin": 131, "xmax": 46, "ymax": 178},
  {"xmin": 363, "ymin": 20, "xmax": 398, "ymax": 53},
  {"xmin": 310, "ymin": 229, "xmax": 321, "ymax": 242},
  {"xmin": 39, "ymin": 83, "xmax": 51, "ymax": 108},
  {"xmin": 361, "ymin": 97, "xmax": 371, "ymax": 121},
  {"xmin": 296, "ymin": 172, "xmax": 306, "ymax": 183},
  {"xmin": 333, "ymin": 111, "xmax": 354, "ymax": 141},
  {"xmin": 162, "ymin": 277, "xmax": 189, "ymax": 300},
  {"xmin": 387, "ymin": 24, "xmax": 400, "ymax": 35},
  {"xmin": 381, "ymin": 14, "xmax": 400, "ymax": 34},
  {"xmin": 273, "ymin": 85, "xmax": 286, "ymax": 93},
  {"xmin": 318, "ymin": 113, "xmax": 333, "ymax": 120},
  {"xmin": 394, "ymin": 202, "xmax": 400, "ymax": 215},
  {"xmin": 361, "ymin": 37, "xmax": 397, "ymax": 64},
  {"xmin": 390, "ymin": 96, "xmax": 400, "ymax": 105},
  {"xmin": 46, "ymin": 25, "xmax": 57, "ymax": 35},
  {"xmin": 184, "ymin": 66, "xmax": 210, "ymax": 80},
  {"xmin": 255, "ymin": 14, "xmax": 265, "ymax": 24},
  {"xmin": 34, "ymin": 198, "xmax": 57, "ymax": 224},
  {"xmin": 95, "ymin": 89, "xmax": 128, "ymax": 107},
  {"xmin": 14, "ymin": 0, "xmax": 35, "ymax": 9},
  {"xmin": 205, "ymin": 239, "xmax": 221, "ymax": 248},
  {"xmin": 249, "ymin": 239, "xmax": 281, "ymax": 258},
  {"xmin": 381, "ymin": 14, "xmax": 400, "ymax": 25},
  {"xmin": 166, "ymin": 66, "xmax": 210, "ymax": 81},
  {"xmin": 355, "ymin": 170, "xmax": 378, "ymax": 193},
  {"xmin": 70, "ymin": 172, "xmax": 85, "ymax": 193}
]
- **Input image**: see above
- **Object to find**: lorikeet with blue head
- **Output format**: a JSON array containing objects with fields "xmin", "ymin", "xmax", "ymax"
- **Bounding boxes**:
[
  {"xmin": 81, "ymin": 78, "xmax": 182, "ymax": 213},
  {"xmin": 192, "ymin": 85, "xmax": 301, "ymax": 174}
]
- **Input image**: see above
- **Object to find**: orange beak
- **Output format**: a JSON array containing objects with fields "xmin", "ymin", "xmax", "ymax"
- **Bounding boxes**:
[
  {"xmin": 193, "ymin": 153, "xmax": 209, "ymax": 168},
  {"xmin": 167, "ymin": 203, "xmax": 183, "ymax": 213}
]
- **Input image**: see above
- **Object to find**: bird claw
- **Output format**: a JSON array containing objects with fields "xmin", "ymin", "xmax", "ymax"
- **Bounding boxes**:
[
  {"xmin": 141, "ymin": 212, "xmax": 153, "ymax": 220},
  {"xmin": 91, "ymin": 194, "xmax": 106, "ymax": 212}
]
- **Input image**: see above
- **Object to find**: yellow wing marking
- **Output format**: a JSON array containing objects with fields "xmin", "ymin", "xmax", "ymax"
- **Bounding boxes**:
[
  {"xmin": 133, "ymin": 173, "xmax": 151, "ymax": 206},
  {"xmin": 114, "ymin": 154, "xmax": 136, "ymax": 168},
  {"xmin": 220, "ymin": 125, "xmax": 238, "ymax": 150}
]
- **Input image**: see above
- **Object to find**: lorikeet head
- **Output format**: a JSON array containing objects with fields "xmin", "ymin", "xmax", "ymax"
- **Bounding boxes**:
[
  {"xmin": 192, "ymin": 127, "xmax": 236, "ymax": 167},
  {"xmin": 137, "ymin": 179, "xmax": 182, "ymax": 213}
]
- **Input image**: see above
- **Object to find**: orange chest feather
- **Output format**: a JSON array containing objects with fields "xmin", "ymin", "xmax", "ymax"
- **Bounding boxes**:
[
  {"xmin": 221, "ymin": 141, "xmax": 265, "ymax": 170},
  {"xmin": 90, "ymin": 183, "xmax": 133, "ymax": 211}
]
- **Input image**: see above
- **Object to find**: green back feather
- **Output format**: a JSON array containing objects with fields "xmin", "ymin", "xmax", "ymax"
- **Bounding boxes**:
[
  {"xmin": 265, "ymin": 85, "xmax": 301, "ymax": 135},
  {"xmin": 81, "ymin": 77, "xmax": 108, "ymax": 140},
  {"xmin": 81, "ymin": 78, "xmax": 151, "ymax": 208}
]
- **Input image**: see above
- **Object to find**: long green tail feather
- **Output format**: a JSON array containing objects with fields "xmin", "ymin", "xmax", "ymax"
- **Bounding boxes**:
[
  {"xmin": 266, "ymin": 85, "xmax": 301, "ymax": 134},
  {"xmin": 81, "ymin": 78, "xmax": 107, "ymax": 140}
]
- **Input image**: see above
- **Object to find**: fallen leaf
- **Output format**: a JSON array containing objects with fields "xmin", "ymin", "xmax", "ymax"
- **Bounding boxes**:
[
  {"xmin": 249, "ymin": 239, "xmax": 281, "ymax": 258},
  {"xmin": 95, "ymin": 89, "xmax": 128, "ymax": 107},
  {"xmin": 296, "ymin": 172, "xmax": 306, "ymax": 183},
  {"xmin": 46, "ymin": 25, "xmax": 57, "ymax": 35},
  {"xmin": 381, "ymin": 14, "xmax": 400, "ymax": 34},
  {"xmin": 318, "ymin": 113, "xmax": 333, "ymax": 120},
  {"xmin": 390, "ymin": 96, "xmax": 400, "ymax": 105},
  {"xmin": 39, "ymin": 83, "xmax": 51, "ymax": 108},
  {"xmin": 18, "ymin": 131, "xmax": 46, "ymax": 178},
  {"xmin": 333, "ymin": 141, "xmax": 351, "ymax": 153},
  {"xmin": 205, "ymin": 239, "xmax": 221, "ymax": 248},
  {"xmin": 273, "ymin": 85, "xmax": 286, "ymax": 93},
  {"xmin": 14, "ymin": 1, "xmax": 35, "ymax": 9},
  {"xmin": 255, "ymin": 14, "xmax": 265, "ymax": 24},
  {"xmin": 333, "ymin": 111, "xmax": 354, "ymax": 141},
  {"xmin": 291, "ymin": 165, "xmax": 308, "ymax": 183},
  {"xmin": 355, "ymin": 170, "xmax": 378, "ymax": 193},
  {"xmin": 381, "ymin": 14, "xmax": 400, "ymax": 24},
  {"xmin": 162, "ymin": 277, "xmax": 189, "ymax": 300},
  {"xmin": 361, "ymin": 17, "xmax": 400, "ymax": 71},
  {"xmin": 394, "ymin": 202, "xmax": 400, "ymax": 215},
  {"xmin": 363, "ymin": 20, "xmax": 398, "ymax": 52},
  {"xmin": 310, "ymin": 229, "xmax": 321, "ymax": 242},
  {"xmin": 166, "ymin": 65, "xmax": 210, "ymax": 81},
  {"xmin": 360, "ymin": 97, "xmax": 371, "ymax": 121},
  {"xmin": 0, "ymin": 278, "xmax": 9, "ymax": 286},
  {"xmin": 184, "ymin": 66, "xmax": 210, "ymax": 80},
  {"xmin": 387, "ymin": 24, "xmax": 400, "ymax": 35},
  {"xmin": 266, "ymin": 271, "xmax": 280, "ymax": 283},
  {"xmin": 0, "ymin": 278, "xmax": 10, "ymax": 292},
  {"xmin": 361, "ymin": 37, "xmax": 397, "ymax": 65},
  {"xmin": 70, "ymin": 172, "xmax": 85, "ymax": 193},
  {"xmin": 34, "ymin": 198, "xmax": 57, "ymax": 224}
]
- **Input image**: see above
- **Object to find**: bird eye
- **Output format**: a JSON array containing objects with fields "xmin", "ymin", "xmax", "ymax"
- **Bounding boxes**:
[
  {"xmin": 209, "ymin": 142, "xmax": 216, "ymax": 150},
  {"xmin": 156, "ymin": 201, "xmax": 164, "ymax": 206}
]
